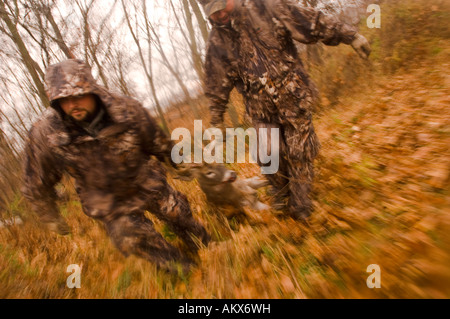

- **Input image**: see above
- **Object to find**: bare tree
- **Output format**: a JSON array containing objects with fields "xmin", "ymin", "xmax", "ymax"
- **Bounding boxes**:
[
  {"xmin": 148, "ymin": 1, "xmax": 201, "ymax": 119},
  {"xmin": 181, "ymin": 0, "xmax": 204, "ymax": 82},
  {"xmin": 188, "ymin": 0, "xmax": 209, "ymax": 44},
  {"xmin": 107, "ymin": 46, "xmax": 135, "ymax": 97},
  {"xmin": 121, "ymin": 0, "xmax": 170, "ymax": 134},
  {"xmin": 37, "ymin": 1, "xmax": 73, "ymax": 59},
  {"xmin": 75, "ymin": 0, "xmax": 112, "ymax": 88},
  {"xmin": 0, "ymin": 0, "xmax": 49, "ymax": 108}
]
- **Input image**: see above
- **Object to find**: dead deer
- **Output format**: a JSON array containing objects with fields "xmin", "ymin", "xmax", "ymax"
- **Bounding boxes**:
[{"xmin": 174, "ymin": 163, "xmax": 270, "ymax": 220}]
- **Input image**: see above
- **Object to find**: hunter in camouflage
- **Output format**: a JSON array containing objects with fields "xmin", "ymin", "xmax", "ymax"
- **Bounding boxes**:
[
  {"xmin": 22, "ymin": 59, "xmax": 210, "ymax": 272},
  {"xmin": 200, "ymin": 0, "xmax": 371, "ymax": 220}
]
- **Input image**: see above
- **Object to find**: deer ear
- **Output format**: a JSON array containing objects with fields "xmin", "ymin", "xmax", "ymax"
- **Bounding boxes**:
[
  {"xmin": 172, "ymin": 163, "xmax": 201, "ymax": 181},
  {"xmin": 173, "ymin": 174, "xmax": 195, "ymax": 181},
  {"xmin": 171, "ymin": 163, "xmax": 190, "ymax": 178},
  {"xmin": 173, "ymin": 169, "xmax": 194, "ymax": 181}
]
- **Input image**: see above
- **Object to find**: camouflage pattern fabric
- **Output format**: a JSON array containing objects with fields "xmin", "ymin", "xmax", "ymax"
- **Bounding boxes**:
[
  {"xmin": 23, "ymin": 59, "xmax": 210, "ymax": 269},
  {"xmin": 254, "ymin": 121, "xmax": 317, "ymax": 219},
  {"xmin": 203, "ymin": 0, "xmax": 358, "ymax": 218}
]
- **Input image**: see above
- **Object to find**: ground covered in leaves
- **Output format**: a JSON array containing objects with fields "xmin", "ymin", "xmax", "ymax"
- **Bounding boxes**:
[{"xmin": 0, "ymin": 0, "xmax": 449, "ymax": 299}]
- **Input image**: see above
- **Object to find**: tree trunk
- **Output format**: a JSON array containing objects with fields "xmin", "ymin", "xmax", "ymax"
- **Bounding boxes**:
[
  {"xmin": 182, "ymin": 0, "xmax": 205, "ymax": 83},
  {"xmin": 122, "ymin": 0, "xmax": 170, "ymax": 135},
  {"xmin": 0, "ymin": 0, "xmax": 49, "ymax": 108},
  {"xmin": 188, "ymin": 0, "xmax": 209, "ymax": 44},
  {"xmin": 40, "ymin": 3, "xmax": 73, "ymax": 59},
  {"xmin": 152, "ymin": 1, "xmax": 202, "ymax": 119}
]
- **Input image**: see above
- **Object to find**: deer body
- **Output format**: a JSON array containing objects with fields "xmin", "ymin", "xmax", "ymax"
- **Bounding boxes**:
[{"xmin": 176, "ymin": 163, "xmax": 270, "ymax": 213}]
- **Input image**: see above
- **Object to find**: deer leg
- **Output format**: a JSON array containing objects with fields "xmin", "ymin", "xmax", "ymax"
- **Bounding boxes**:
[{"xmin": 244, "ymin": 176, "xmax": 270, "ymax": 189}]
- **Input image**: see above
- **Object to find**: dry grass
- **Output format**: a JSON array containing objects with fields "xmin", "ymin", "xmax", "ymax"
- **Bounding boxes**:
[{"xmin": 0, "ymin": 0, "xmax": 449, "ymax": 299}]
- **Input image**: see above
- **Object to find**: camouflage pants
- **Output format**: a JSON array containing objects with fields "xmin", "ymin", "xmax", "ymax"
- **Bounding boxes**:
[
  {"xmin": 253, "ymin": 110, "xmax": 320, "ymax": 220},
  {"xmin": 102, "ymin": 170, "xmax": 210, "ymax": 270}
]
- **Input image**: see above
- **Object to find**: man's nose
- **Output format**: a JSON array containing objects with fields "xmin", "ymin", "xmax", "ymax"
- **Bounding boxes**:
[
  {"xmin": 65, "ymin": 98, "xmax": 78, "ymax": 109},
  {"xmin": 223, "ymin": 170, "xmax": 237, "ymax": 182}
]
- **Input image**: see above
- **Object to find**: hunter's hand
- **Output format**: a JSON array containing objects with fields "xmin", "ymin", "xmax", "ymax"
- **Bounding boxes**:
[{"xmin": 351, "ymin": 33, "xmax": 371, "ymax": 59}]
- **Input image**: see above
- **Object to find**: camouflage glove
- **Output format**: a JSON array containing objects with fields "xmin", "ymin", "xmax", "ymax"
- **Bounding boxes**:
[
  {"xmin": 351, "ymin": 33, "xmax": 371, "ymax": 59},
  {"xmin": 43, "ymin": 215, "xmax": 71, "ymax": 236}
]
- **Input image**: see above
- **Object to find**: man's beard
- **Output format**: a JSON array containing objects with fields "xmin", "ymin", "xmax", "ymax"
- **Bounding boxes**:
[{"xmin": 71, "ymin": 107, "xmax": 98, "ymax": 123}]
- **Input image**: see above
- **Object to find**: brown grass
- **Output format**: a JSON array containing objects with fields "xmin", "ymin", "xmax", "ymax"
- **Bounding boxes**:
[{"xmin": 0, "ymin": 0, "xmax": 449, "ymax": 299}]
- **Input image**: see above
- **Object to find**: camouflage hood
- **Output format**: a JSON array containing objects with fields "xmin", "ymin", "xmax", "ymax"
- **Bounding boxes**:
[
  {"xmin": 43, "ymin": 59, "xmax": 134, "ymax": 128},
  {"xmin": 45, "ymin": 59, "xmax": 102, "ymax": 109}
]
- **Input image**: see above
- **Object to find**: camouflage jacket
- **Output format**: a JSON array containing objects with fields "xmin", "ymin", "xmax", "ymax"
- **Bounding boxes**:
[
  {"xmin": 204, "ymin": 0, "xmax": 358, "ymax": 124},
  {"xmin": 23, "ymin": 59, "xmax": 174, "ymax": 223}
]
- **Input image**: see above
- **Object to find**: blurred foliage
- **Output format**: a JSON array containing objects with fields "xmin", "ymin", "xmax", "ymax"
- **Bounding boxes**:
[
  {"xmin": 305, "ymin": 0, "xmax": 450, "ymax": 108},
  {"xmin": 0, "ymin": 0, "xmax": 449, "ymax": 299}
]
